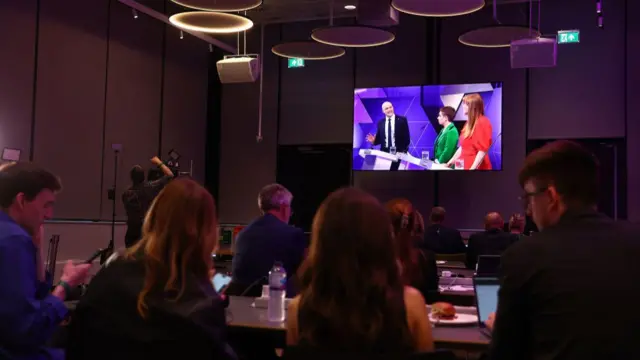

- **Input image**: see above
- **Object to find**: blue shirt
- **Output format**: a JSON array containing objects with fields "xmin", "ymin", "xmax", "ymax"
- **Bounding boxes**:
[{"xmin": 0, "ymin": 212, "xmax": 67, "ymax": 360}]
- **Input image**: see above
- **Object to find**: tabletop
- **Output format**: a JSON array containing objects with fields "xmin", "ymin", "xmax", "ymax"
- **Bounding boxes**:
[{"xmin": 227, "ymin": 296, "xmax": 490, "ymax": 351}]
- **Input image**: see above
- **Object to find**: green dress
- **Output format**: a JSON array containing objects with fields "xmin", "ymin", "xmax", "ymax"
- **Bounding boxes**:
[{"xmin": 433, "ymin": 123, "xmax": 459, "ymax": 164}]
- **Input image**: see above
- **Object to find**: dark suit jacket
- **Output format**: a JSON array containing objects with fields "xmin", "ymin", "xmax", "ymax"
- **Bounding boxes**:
[
  {"xmin": 422, "ymin": 224, "xmax": 466, "ymax": 254},
  {"xmin": 373, "ymin": 115, "xmax": 410, "ymax": 153},
  {"xmin": 465, "ymin": 229, "xmax": 517, "ymax": 270},
  {"xmin": 230, "ymin": 214, "xmax": 308, "ymax": 297},
  {"xmin": 490, "ymin": 211, "xmax": 640, "ymax": 360},
  {"xmin": 66, "ymin": 258, "xmax": 236, "ymax": 360}
]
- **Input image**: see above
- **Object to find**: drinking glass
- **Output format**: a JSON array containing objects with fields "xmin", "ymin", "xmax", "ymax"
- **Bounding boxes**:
[
  {"xmin": 421, "ymin": 151, "xmax": 430, "ymax": 164},
  {"xmin": 454, "ymin": 159, "xmax": 465, "ymax": 170},
  {"xmin": 389, "ymin": 146, "xmax": 396, "ymax": 155}
]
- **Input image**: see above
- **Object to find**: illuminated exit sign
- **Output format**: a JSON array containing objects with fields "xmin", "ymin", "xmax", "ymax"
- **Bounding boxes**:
[
  {"xmin": 288, "ymin": 58, "xmax": 305, "ymax": 68},
  {"xmin": 557, "ymin": 30, "xmax": 580, "ymax": 44}
]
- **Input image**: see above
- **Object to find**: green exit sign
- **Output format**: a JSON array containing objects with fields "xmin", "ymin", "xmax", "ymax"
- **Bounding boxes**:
[
  {"xmin": 557, "ymin": 30, "xmax": 580, "ymax": 44},
  {"xmin": 288, "ymin": 58, "xmax": 305, "ymax": 68}
]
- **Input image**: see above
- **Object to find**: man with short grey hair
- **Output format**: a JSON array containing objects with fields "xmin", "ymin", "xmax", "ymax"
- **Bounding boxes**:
[
  {"xmin": 257, "ymin": 184, "xmax": 293, "ymax": 223},
  {"xmin": 229, "ymin": 184, "xmax": 307, "ymax": 297}
]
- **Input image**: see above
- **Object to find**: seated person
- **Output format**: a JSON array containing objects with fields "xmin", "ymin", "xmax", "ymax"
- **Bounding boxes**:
[
  {"xmin": 387, "ymin": 200, "xmax": 439, "ymax": 304},
  {"xmin": 422, "ymin": 207, "xmax": 466, "ymax": 254},
  {"xmin": 465, "ymin": 212, "xmax": 516, "ymax": 270},
  {"xmin": 508, "ymin": 213, "xmax": 526, "ymax": 241},
  {"xmin": 0, "ymin": 163, "xmax": 91, "ymax": 360},
  {"xmin": 229, "ymin": 184, "xmax": 307, "ymax": 297},
  {"xmin": 287, "ymin": 188, "xmax": 433, "ymax": 353},
  {"xmin": 66, "ymin": 178, "xmax": 236, "ymax": 360}
]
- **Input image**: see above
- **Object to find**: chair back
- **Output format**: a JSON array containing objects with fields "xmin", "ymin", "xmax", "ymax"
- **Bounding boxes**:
[
  {"xmin": 46, "ymin": 235, "xmax": 60, "ymax": 276},
  {"xmin": 283, "ymin": 347, "xmax": 455, "ymax": 360},
  {"xmin": 435, "ymin": 253, "xmax": 466, "ymax": 263}
]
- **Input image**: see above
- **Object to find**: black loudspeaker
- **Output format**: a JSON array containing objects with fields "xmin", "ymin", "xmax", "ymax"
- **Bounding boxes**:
[
  {"xmin": 526, "ymin": 138, "xmax": 627, "ymax": 220},
  {"xmin": 276, "ymin": 144, "xmax": 352, "ymax": 232}
]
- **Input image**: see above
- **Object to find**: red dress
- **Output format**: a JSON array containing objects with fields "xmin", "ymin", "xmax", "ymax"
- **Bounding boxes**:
[{"xmin": 459, "ymin": 116, "xmax": 493, "ymax": 170}]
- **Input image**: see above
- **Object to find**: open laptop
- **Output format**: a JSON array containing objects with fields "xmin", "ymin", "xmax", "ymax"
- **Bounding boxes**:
[
  {"xmin": 475, "ymin": 255, "xmax": 501, "ymax": 277},
  {"xmin": 473, "ymin": 276, "xmax": 500, "ymax": 338}
]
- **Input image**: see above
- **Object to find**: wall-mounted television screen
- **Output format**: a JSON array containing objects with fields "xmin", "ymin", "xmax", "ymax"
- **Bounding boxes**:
[{"xmin": 352, "ymin": 82, "xmax": 502, "ymax": 171}]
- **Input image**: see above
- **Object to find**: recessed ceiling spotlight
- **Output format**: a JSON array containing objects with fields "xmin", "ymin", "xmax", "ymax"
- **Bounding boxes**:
[{"xmin": 344, "ymin": 5, "xmax": 356, "ymax": 10}]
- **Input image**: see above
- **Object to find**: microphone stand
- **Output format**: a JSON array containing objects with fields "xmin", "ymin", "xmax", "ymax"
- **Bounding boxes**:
[{"xmin": 102, "ymin": 148, "xmax": 119, "ymax": 264}]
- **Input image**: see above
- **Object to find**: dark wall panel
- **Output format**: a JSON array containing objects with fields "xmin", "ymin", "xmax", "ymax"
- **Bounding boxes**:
[
  {"xmin": 438, "ymin": 5, "xmax": 527, "ymax": 229},
  {"xmin": 354, "ymin": 14, "xmax": 427, "ymax": 88},
  {"xmin": 278, "ymin": 19, "xmax": 355, "ymax": 145},
  {"xmin": 161, "ymin": 25, "xmax": 209, "ymax": 183},
  {"xmin": 219, "ymin": 26, "xmax": 280, "ymax": 224},
  {"xmin": 528, "ymin": 0, "xmax": 626, "ymax": 139},
  {"xmin": 0, "ymin": 0, "xmax": 37, "ymax": 160},
  {"xmin": 33, "ymin": 0, "xmax": 109, "ymax": 219},
  {"xmin": 101, "ymin": 1, "xmax": 163, "ymax": 220},
  {"xmin": 627, "ymin": 0, "xmax": 639, "ymax": 222}
]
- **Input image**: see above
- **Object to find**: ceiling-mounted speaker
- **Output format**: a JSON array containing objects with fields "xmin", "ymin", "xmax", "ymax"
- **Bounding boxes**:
[
  {"xmin": 216, "ymin": 55, "xmax": 261, "ymax": 84},
  {"xmin": 510, "ymin": 38, "xmax": 557, "ymax": 69},
  {"xmin": 357, "ymin": 0, "xmax": 399, "ymax": 27}
]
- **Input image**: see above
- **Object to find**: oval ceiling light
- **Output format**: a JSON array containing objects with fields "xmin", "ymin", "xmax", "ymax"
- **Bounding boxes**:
[
  {"xmin": 272, "ymin": 41, "xmax": 345, "ymax": 60},
  {"xmin": 458, "ymin": 25, "xmax": 540, "ymax": 48},
  {"xmin": 171, "ymin": 0, "xmax": 262, "ymax": 12},
  {"xmin": 311, "ymin": 25, "xmax": 395, "ymax": 48},
  {"xmin": 391, "ymin": 0, "xmax": 484, "ymax": 17},
  {"xmin": 169, "ymin": 11, "xmax": 253, "ymax": 34}
]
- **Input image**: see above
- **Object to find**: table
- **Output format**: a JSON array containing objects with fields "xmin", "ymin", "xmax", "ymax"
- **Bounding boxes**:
[
  {"xmin": 227, "ymin": 296, "xmax": 489, "ymax": 351},
  {"xmin": 437, "ymin": 261, "xmax": 467, "ymax": 270}
]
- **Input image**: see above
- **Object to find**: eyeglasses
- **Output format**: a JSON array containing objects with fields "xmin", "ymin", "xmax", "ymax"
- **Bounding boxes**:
[{"xmin": 518, "ymin": 188, "xmax": 548, "ymax": 209}]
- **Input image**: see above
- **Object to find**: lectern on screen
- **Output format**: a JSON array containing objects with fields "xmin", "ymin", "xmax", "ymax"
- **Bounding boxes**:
[{"xmin": 352, "ymin": 83, "xmax": 503, "ymax": 171}]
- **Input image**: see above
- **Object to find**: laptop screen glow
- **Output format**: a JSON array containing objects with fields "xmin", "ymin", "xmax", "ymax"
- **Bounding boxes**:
[{"xmin": 476, "ymin": 282, "xmax": 500, "ymax": 323}]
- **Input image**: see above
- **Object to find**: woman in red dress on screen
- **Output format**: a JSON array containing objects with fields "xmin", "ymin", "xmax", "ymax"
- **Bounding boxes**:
[{"xmin": 446, "ymin": 93, "xmax": 493, "ymax": 170}]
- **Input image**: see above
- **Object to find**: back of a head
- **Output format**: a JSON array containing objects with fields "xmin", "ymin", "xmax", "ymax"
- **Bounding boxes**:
[
  {"xmin": 484, "ymin": 212, "xmax": 504, "ymax": 231},
  {"xmin": 509, "ymin": 213, "xmax": 525, "ymax": 233},
  {"xmin": 0, "ymin": 162, "xmax": 61, "ymax": 209},
  {"xmin": 299, "ymin": 188, "xmax": 410, "ymax": 349},
  {"xmin": 258, "ymin": 183, "xmax": 292, "ymax": 212},
  {"xmin": 430, "ymin": 206, "xmax": 446, "ymax": 224},
  {"xmin": 519, "ymin": 140, "xmax": 599, "ymax": 207},
  {"xmin": 386, "ymin": 199, "xmax": 422, "ymax": 285},
  {"xmin": 130, "ymin": 165, "xmax": 145, "ymax": 185},
  {"xmin": 130, "ymin": 178, "xmax": 218, "ymax": 317}
]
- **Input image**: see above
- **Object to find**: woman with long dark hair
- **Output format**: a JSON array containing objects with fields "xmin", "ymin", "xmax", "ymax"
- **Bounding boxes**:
[
  {"xmin": 286, "ymin": 188, "xmax": 433, "ymax": 353},
  {"xmin": 67, "ymin": 178, "xmax": 236, "ymax": 360},
  {"xmin": 386, "ymin": 199, "xmax": 439, "ymax": 304}
]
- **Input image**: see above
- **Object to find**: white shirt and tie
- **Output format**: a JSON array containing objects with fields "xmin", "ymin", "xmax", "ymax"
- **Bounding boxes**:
[{"xmin": 385, "ymin": 114, "xmax": 396, "ymax": 149}]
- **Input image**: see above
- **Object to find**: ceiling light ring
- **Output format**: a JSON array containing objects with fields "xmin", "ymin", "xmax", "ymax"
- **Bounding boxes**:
[
  {"xmin": 271, "ymin": 41, "xmax": 346, "ymax": 60},
  {"xmin": 458, "ymin": 24, "xmax": 541, "ymax": 48},
  {"xmin": 169, "ymin": 11, "xmax": 254, "ymax": 34},
  {"xmin": 311, "ymin": 25, "xmax": 396, "ymax": 48},
  {"xmin": 170, "ymin": 0, "xmax": 262, "ymax": 12},
  {"xmin": 391, "ymin": 0, "xmax": 485, "ymax": 17}
]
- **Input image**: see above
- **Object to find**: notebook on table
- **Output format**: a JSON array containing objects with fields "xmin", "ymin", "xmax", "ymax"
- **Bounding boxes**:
[{"xmin": 473, "ymin": 276, "xmax": 500, "ymax": 338}]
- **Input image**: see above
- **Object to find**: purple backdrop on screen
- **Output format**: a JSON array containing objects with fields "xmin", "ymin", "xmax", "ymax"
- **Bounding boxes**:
[{"xmin": 353, "ymin": 83, "xmax": 503, "ymax": 171}]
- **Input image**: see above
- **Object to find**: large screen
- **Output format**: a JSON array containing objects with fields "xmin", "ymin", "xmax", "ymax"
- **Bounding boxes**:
[{"xmin": 352, "ymin": 83, "xmax": 502, "ymax": 171}]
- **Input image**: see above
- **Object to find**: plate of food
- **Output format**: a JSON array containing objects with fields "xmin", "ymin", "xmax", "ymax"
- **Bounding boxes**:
[{"xmin": 429, "ymin": 302, "xmax": 478, "ymax": 325}]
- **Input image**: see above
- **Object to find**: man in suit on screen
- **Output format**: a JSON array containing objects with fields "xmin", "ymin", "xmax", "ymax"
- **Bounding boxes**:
[{"xmin": 366, "ymin": 101, "xmax": 411, "ymax": 171}]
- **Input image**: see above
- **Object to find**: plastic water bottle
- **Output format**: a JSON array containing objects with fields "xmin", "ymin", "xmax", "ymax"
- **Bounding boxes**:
[{"xmin": 267, "ymin": 261, "xmax": 286, "ymax": 322}]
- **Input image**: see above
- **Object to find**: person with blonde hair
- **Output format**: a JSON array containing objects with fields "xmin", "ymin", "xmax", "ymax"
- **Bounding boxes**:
[
  {"xmin": 67, "ymin": 178, "xmax": 236, "ymax": 360},
  {"xmin": 446, "ymin": 93, "xmax": 493, "ymax": 170}
]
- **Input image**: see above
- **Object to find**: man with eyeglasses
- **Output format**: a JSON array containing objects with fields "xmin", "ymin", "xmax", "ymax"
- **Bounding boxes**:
[{"xmin": 484, "ymin": 140, "xmax": 640, "ymax": 360}]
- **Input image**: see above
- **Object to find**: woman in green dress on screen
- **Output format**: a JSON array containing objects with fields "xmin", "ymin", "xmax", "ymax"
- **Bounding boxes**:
[{"xmin": 433, "ymin": 106, "xmax": 459, "ymax": 165}]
